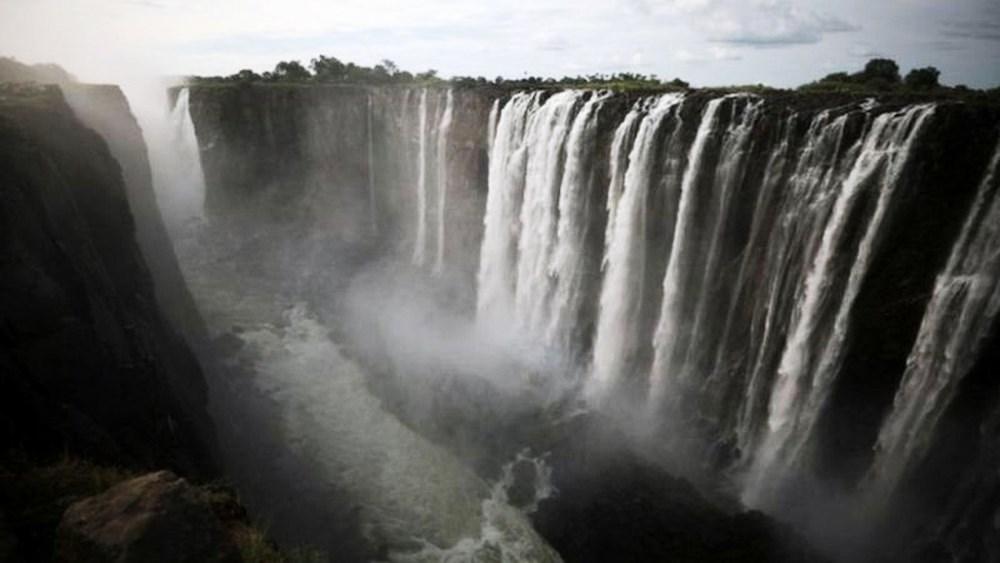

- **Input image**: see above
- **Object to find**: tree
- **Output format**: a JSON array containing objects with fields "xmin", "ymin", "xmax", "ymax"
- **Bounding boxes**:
[
  {"xmin": 230, "ymin": 69, "xmax": 261, "ymax": 82},
  {"xmin": 904, "ymin": 66, "xmax": 940, "ymax": 90},
  {"xmin": 380, "ymin": 59, "xmax": 399, "ymax": 76},
  {"xmin": 819, "ymin": 71, "xmax": 850, "ymax": 83},
  {"xmin": 861, "ymin": 58, "xmax": 901, "ymax": 85},
  {"xmin": 273, "ymin": 60, "xmax": 310, "ymax": 81},
  {"xmin": 310, "ymin": 55, "xmax": 346, "ymax": 81}
]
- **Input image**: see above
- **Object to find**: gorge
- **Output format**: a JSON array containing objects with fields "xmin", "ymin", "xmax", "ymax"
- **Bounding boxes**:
[
  {"xmin": 172, "ymin": 82, "xmax": 1000, "ymax": 561},
  {"xmin": 1, "ymin": 60, "xmax": 999, "ymax": 561}
]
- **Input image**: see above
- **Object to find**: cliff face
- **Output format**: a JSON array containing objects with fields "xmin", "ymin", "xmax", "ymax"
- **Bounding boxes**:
[
  {"xmin": 0, "ymin": 84, "xmax": 214, "ymax": 476},
  {"xmin": 184, "ymin": 83, "xmax": 1000, "ymax": 559}
]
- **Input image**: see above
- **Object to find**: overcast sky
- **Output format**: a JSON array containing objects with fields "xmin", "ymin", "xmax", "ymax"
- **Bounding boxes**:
[{"xmin": 1, "ymin": 0, "xmax": 998, "ymax": 88}]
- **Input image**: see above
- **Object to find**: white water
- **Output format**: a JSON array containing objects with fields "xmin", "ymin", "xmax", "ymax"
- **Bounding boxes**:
[
  {"xmin": 648, "ymin": 97, "xmax": 726, "ymax": 409},
  {"xmin": 413, "ymin": 89, "xmax": 429, "ymax": 265},
  {"xmin": 487, "ymin": 99, "xmax": 500, "ymax": 155},
  {"xmin": 588, "ymin": 94, "xmax": 682, "ymax": 401},
  {"xmin": 477, "ymin": 92, "xmax": 541, "ymax": 324},
  {"xmin": 866, "ymin": 137, "xmax": 1000, "ymax": 501},
  {"xmin": 367, "ymin": 92, "xmax": 378, "ymax": 235},
  {"xmin": 434, "ymin": 89, "xmax": 454, "ymax": 275},
  {"xmin": 513, "ymin": 91, "xmax": 585, "ymax": 341},
  {"xmin": 546, "ymin": 92, "xmax": 611, "ymax": 350},
  {"xmin": 744, "ymin": 104, "xmax": 936, "ymax": 505},
  {"xmin": 163, "ymin": 87, "xmax": 206, "ymax": 228}
]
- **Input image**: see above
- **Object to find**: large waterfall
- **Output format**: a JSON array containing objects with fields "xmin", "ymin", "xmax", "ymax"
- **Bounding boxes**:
[
  {"xmin": 475, "ymin": 90, "xmax": 999, "ymax": 514},
  {"xmin": 160, "ymin": 87, "xmax": 206, "ymax": 229},
  {"xmin": 866, "ymin": 138, "xmax": 1000, "ymax": 501},
  {"xmin": 176, "ymin": 82, "xmax": 1000, "ymax": 559}
]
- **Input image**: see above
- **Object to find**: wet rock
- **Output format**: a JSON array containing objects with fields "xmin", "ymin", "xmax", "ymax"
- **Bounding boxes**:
[{"xmin": 55, "ymin": 471, "xmax": 240, "ymax": 563}]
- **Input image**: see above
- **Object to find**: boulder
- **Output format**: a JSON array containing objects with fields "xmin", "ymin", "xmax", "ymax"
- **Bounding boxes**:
[{"xmin": 55, "ymin": 471, "xmax": 240, "ymax": 563}]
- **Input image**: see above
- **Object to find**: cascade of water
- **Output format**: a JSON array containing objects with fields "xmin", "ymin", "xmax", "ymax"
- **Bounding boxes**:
[
  {"xmin": 166, "ymin": 87, "xmax": 207, "ymax": 225},
  {"xmin": 413, "ymin": 89, "xmax": 429, "ymax": 265},
  {"xmin": 866, "ymin": 138, "xmax": 1000, "ymax": 500},
  {"xmin": 649, "ymin": 96, "xmax": 763, "ymax": 423},
  {"xmin": 434, "ymin": 89, "xmax": 454, "ymax": 275},
  {"xmin": 546, "ymin": 92, "xmax": 612, "ymax": 350},
  {"xmin": 733, "ymin": 110, "xmax": 856, "ymax": 456},
  {"xmin": 588, "ymin": 94, "xmax": 683, "ymax": 401},
  {"xmin": 648, "ymin": 97, "xmax": 726, "ymax": 409},
  {"xmin": 744, "ymin": 104, "xmax": 936, "ymax": 505},
  {"xmin": 366, "ymin": 92, "xmax": 378, "ymax": 235},
  {"xmin": 514, "ymin": 91, "xmax": 586, "ymax": 340},
  {"xmin": 488, "ymin": 98, "xmax": 500, "ymax": 154},
  {"xmin": 477, "ymin": 92, "xmax": 542, "ymax": 323}
]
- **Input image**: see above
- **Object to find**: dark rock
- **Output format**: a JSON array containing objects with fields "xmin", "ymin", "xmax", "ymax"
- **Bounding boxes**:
[
  {"xmin": 55, "ymin": 471, "xmax": 240, "ymax": 563},
  {"xmin": 0, "ymin": 84, "xmax": 215, "ymax": 476}
]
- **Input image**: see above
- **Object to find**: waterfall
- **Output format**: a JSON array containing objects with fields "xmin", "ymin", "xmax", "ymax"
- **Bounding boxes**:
[
  {"xmin": 487, "ymin": 99, "xmax": 500, "ymax": 154},
  {"xmin": 866, "ymin": 137, "xmax": 1000, "ymax": 500},
  {"xmin": 744, "ymin": 104, "xmax": 937, "ymax": 505},
  {"xmin": 734, "ymin": 110, "xmax": 856, "ymax": 457},
  {"xmin": 589, "ymin": 94, "xmax": 682, "ymax": 401},
  {"xmin": 367, "ymin": 92, "xmax": 378, "ymax": 235},
  {"xmin": 469, "ymin": 89, "xmax": 996, "ymax": 534},
  {"xmin": 514, "ymin": 91, "xmax": 585, "ymax": 340},
  {"xmin": 648, "ymin": 97, "xmax": 727, "ymax": 409},
  {"xmin": 477, "ymin": 92, "xmax": 541, "ymax": 323},
  {"xmin": 413, "ymin": 89, "xmax": 429, "ymax": 265},
  {"xmin": 165, "ymin": 87, "xmax": 207, "ymax": 226},
  {"xmin": 546, "ymin": 91, "xmax": 611, "ymax": 350},
  {"xmin": 434, "ymin": 89, "xmax": 454, "ymax": 275}
]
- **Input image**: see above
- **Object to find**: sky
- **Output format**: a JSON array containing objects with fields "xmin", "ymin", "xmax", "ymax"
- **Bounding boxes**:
[{"xmin": 0, "ymin": 0, "xmax": 998, "ymax": 88}]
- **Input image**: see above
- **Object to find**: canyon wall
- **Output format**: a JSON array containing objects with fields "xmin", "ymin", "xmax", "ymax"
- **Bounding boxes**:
[
  {"xmin": 0, "ymin": 83, "xmax": 215, "ymax": 476},
  {"xmin": 184, "ymin": 83, "xmax": 1000, "ymax": 559}
]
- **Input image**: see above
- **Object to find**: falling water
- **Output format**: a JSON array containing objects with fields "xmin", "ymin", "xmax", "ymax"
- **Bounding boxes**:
[
  {"xmin": 648, "ymin": 97, "xmax": 727, "ymax": 409},
  {"xmin": 477, "ymin": 92, "xmax": 541, "ymax": 323},
  {"xmin": 744, "ymin": 104, "xmax": 936, "ymax": 505},
  {"xmin": 866, "ymin": 137, "xmax": 1000, "ymax": 500},
  {"xmin": 488, "ymin": 98, "xmax": 500, "ymax": 154},
  {"xmin": 514, "ymin": 91, "xmax": 585, "ymax": 340},
  {"xmin": 413, "ymin": 89, "xmax": 429, "ymax": 265},
  {"xmin": 588, "ymin": 94, "xmax": 682, "ymax": 401},
  {"xmin": 367, "ymin": 92, "xmax": 378, "ymax": 235},
  {"xmin": 546, "ymin": 91, "xmax": 611, "ymax": 350},
  {"xmin": 165, "ymin": 87, "xmax": 207, "ymax": 225},
  {"xmin": 434, "ymin": 89, "xmax": 454, "ymax": 275}
]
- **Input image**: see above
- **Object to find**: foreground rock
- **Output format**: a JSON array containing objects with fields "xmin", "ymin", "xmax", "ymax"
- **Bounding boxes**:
[{"xmin": 56, "ymin": 471, "xmax": 240, "ymax": 563}]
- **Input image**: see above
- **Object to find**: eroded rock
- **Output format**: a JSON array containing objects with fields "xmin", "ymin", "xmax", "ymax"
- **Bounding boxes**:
[{"xmin": 55, "ymin": 471, "xmax": 240, "ymax": 563}]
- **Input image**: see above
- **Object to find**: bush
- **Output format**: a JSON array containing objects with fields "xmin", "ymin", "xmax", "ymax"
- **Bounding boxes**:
[{"xmin": 905, "ymin": 66, "xmax": 941, "ymax": 90}]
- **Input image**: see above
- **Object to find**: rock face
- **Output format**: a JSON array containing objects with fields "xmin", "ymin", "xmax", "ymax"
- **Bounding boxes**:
[
  {"xmin": 0, "ymin": 83, "xmax": 215, "ymax": 476},
  {"xmin": 56, "ymin": 471, "xmax": 239, "ymax": 563},
  {"xmin": 183, "ymin": 83, "xmax": 1000, "ymax": 560}
]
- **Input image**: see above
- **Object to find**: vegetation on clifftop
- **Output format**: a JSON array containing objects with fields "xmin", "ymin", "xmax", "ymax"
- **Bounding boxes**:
[{"xmin": 188, "ymin": 54, "xmax": 1000, "ymax": 99}]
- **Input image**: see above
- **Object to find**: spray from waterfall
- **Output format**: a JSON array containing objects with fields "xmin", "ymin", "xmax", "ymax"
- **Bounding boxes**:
[{"xmin": 161, "ymin": 87, "xmax": 206, "ymax": 230}]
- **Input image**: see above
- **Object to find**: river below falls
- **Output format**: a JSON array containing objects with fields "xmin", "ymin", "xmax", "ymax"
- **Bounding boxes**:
[{"xmin": 170, "ymin": 223, "xmax": 562, "ymax": 562}]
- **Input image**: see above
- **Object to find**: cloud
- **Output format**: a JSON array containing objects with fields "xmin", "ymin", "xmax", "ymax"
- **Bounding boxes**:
[
  {"xmin": 707, "ymin": 5, "xmax": 859, "ymax": 46},
  {"xmin": 848, "ymin": 43, "xmax": 885, "ymax": 59},
  {"xmin": 942, "ymin": 20, "xmax": 1000, "ymax": 42},
  {"xmin": 674, "ymin": 46, "xmax": 742, "ymax": 62}
]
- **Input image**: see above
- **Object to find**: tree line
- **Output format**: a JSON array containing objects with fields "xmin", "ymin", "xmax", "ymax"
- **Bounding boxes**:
[{"xmin": 190, "ymin": 55, "xmax": 995, "ymax": 96}]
